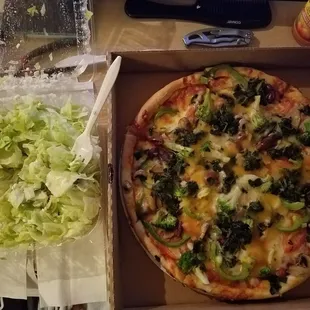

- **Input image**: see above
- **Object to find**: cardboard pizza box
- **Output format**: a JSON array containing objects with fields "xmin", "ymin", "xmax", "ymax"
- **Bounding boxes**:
[{"xmin": 106, "ymin": 48, "xmax": 310, "ymax": 310}]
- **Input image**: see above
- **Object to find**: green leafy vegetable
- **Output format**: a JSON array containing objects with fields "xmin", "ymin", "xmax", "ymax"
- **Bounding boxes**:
[
  {"xmin": 196, "ymin": 90, "xmax": 213, "ymax": 123},
  {"xmin": 202, "ymin": 65, "xmax": 248, "ymax": 90},
  {"xmin": 234, "ymin": 78, "xmax": 274, "ymax": 106},
  {"xmin": 174, "ymin": 181, "xmax": 199, "ymax": 198},
  {"xmin": 154, "ymin": 107, "xmax": 178, "ymax": 120},
  {"xmin": 249, "ymin": 96, "xmax": 269, "ymax": 132},
  {"xmin": 152, "ymin": 209, "xmax": 178, "ymax": 231},
  {"xmin": 174, "ymin": 128, "xmax": 204, "ymax": 147},
  {"xmin": 143, "ymin": 221, "xmax": 190, "ymax": 247},
  {"xmin": 85, "ymin": 9, "xmax": 94, "ymax": 21},
  {"xmin": 217, "ymin": 186, "xmax": 242, "ymax": 213},
  {"xmin": 243, "ymin": 151, "xmax": 262, "ymax": 171},
  {"xmin": 27, "ymin": 5, "xmax": 39, "ymax": 17},
  {"xmin": 248, "ymin": 201, "xmax": 264, "ymax": 213},
  {"xmin": 178, "ymin": 240, "xmax": 206, "ymax": 274},
  {"xmin": 298, "ymin": 121, "xmax": 310, "ymax": 146},
  {"xmin": 259, "ymin": 268, "xmax": 287, "ymax": 295},
  {"xmin": 209, "ymin": 106, "xmax": 239, "ymax": 136},
  {"xmin": 268, "ymin": 144, "xmax": 302, "ymax": 161},
  {"xmin": 270, "ymin": 169, "xmax": 302, "ymax": 202},
  {"xmin": 164, "ymin": 141, "xmax": 193, "ymax": 158},
  {"xmin": 279, "ymin": 118, "xmax": 299, "ymax": 137},
  {"xmin": 0, "ymin": 99, "xmax": 101, "ymax": 247},
  {"xmin": 201, "ymin": 141, "xmax": 212, "ymax": 152}
]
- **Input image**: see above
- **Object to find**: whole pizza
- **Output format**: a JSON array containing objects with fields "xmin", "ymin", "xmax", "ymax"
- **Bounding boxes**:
[{"xmin": 120, "ymin": 65, "xmax": 310, "ymax": 300}]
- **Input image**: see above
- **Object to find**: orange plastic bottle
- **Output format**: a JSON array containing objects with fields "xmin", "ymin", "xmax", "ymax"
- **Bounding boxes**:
[{"xmin": 293, "ymin": 0, "xmax": 310, "ymax": 46}]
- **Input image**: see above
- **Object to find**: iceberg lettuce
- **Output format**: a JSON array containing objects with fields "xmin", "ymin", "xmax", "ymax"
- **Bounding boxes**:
[{"xmin": 0, "ymin": 98, "xmax": 101, "ymax": 247}]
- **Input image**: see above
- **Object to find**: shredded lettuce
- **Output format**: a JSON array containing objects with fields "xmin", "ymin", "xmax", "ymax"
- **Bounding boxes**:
[{"xmin": 0, "ymin": 98, "xmax": 101, "ymax": 247}]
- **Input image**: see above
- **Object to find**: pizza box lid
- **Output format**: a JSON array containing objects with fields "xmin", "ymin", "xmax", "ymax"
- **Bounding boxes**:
[{"xmin": 106, "ymin": 47, "xmax": 310, "ymax": 310}]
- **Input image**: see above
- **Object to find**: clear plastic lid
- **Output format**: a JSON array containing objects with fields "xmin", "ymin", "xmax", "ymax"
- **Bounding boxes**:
[{"xmin": 0, "ymin": 0, "xmax": 95, "ymax": 78}]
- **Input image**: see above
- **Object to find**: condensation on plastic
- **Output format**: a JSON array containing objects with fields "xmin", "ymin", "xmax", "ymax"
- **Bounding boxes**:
[{"xmin": 0, "ymin": 0, "xmax": 95, "ymax": 79}]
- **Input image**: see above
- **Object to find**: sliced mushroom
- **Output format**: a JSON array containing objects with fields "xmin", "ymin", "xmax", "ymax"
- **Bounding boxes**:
[
  {"xmin": 238, "ymin": 117, "xmax": 247, "ymax": 132},
  {"xmin": 150, "ymin": 162, "xmax": 164, "ymax": 174},
  {"xmin": 134, "ymin": 169, "xmax": 147, "ymax": 179},
  {"xmin": 199, "ymin": 222, "xmax": 209, "ymax": 240},
  {"xmin": 178, "ymin": 117, "xmax": 192, "ymax": 130}
]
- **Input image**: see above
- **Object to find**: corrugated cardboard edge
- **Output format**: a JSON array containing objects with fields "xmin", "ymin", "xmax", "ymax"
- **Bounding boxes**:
[{"xmin": 106, "ymin": 53, "xmax": 118, "ymax": 310}]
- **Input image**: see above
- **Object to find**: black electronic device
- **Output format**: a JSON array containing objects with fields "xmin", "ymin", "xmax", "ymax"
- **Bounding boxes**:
[{"xmin": 125, "ymin": 0, "xmax": 272, "ymax": 29}]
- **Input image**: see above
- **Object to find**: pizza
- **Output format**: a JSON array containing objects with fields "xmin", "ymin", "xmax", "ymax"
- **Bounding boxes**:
[{"xmin": 120, "ymin": 65, "xmax": 310, "ymax": 300}]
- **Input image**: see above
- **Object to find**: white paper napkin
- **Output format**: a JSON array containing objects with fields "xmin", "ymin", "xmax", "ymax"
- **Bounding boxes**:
[
  {"xmin": 0, "ymin": 249, "xmax": 27, "ymax": 299},
  {"xmin": 36, "ymin": 215, "xmax": 108, "ymax": 308}
]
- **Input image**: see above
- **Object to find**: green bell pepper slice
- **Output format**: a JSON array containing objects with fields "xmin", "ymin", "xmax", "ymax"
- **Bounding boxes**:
[
  {"xmin": 282, "ymin": 200, "xmax": 305, "ymax": 211},
  {"xmin": 154, "ymin": 107, "xmax": 178, "ymax": 120},
  {"xmin": 216, "ymin": 262, "xmax": 250, "ymax": 281},
  {"xmin": 142, "ymin": 221, "xmax": 190, "ymax": 248},
  {"xmin": 201, "ymin": 65, "xmax": 248, "ymax": 89},
  {"xmin": 276, "ymin": 214, "xmax": 309, "ymax": 232},
  {"xmin": 183, "ymin": 206, "xmax": 205, "ymax": 221},
  {"xmin": 208, "ymin": 241, "xmax": 250, "ymax": 281}
]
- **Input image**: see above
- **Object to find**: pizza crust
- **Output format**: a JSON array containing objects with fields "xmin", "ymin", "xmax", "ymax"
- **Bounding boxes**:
[
  {"xmin": 134, "ymin": 73, "xmax": 202, "ymax": 128},
  {"xmin": 120, "ymin": 66, "xmax": 310, "ymax": 301}
]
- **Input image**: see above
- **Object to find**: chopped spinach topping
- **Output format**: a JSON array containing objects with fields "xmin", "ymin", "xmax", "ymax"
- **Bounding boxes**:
[
  {"xmin": 248, "ymin": 178, "xmax": 263, "ymax": 187},
  {"xmin": 151, "ymin": 153, "xmax": 190, "ymax": 215},
  {"xmin": 174, "ymin": 128, "xmax": 205, "ymax": 147},
  {"xmin": 219, "ymin": 94, "xmax": 235, "ymax": 106},
  {"xmin": 268, "ymin": 144, "xmax": 302, "ymax": 161},
  {"xmin": 222, "ymin": 171, "xmax": 236, "ymax": 194},
  {"xmin": 174, "ymin": 181, "xmax": 199, "ymax": 198},
  {"xmin": 259, "ymin": 268, "xmax": 287, "ymax": 295},
  {"xmin": 300, "ymin": 105, "xmax": 310, "ymax": 115},
  {"xmin": 298, "ymin": 132, "xmax": 310, "ymax": 146},
  {"xmin": 217, "ymin": 211, "xmax": 252, "ymax": 255},
  {"xmin": 302, "ymin": 184, "xmax": 310, "ymax": 207},
  {"xmin": 167, "ymin": 153, "xmax": 189, "ymax": 176},
  {"xmin": 243, "ymin": 151, "xmax": 262, "ymax": 171},
  {"xmin": 248, "ymin": 201, "xmax": 264, "ymax": 213},
  {"xmin": 209, "ymin": 106, "xmax": 239, "ymax": 136},
  {"xmin": 279, "ymin": 118, "xmax": 299, "ymax": 137},
  {"xmin": 270, "ymin": 169, "xmax": 302, "ymax": 202},
  {"xmin": 234, "ymin": 78, "xmax": 275, "ymax": 107},
  {"xmin": 211, "ymin": 159, "xmax": 223, "ymax": 172},
  {"xmin": 152, "ymin": 174, "xmax": 180, "ymax": 216}
]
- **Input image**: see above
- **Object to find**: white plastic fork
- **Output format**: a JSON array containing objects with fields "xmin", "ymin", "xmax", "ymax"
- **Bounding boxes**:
[{"xmin": 72, "ymin": 56, "xmax": 122, "ymax": 166}]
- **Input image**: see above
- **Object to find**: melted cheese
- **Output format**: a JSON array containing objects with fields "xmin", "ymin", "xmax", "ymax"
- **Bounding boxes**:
[
  {"xmin": 154, "ymin": 111, "xmax": 186, "ymax": 133},
  {"xmin": 180, "ymin": 213, "xmax": 202, "ymax": 238}
]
